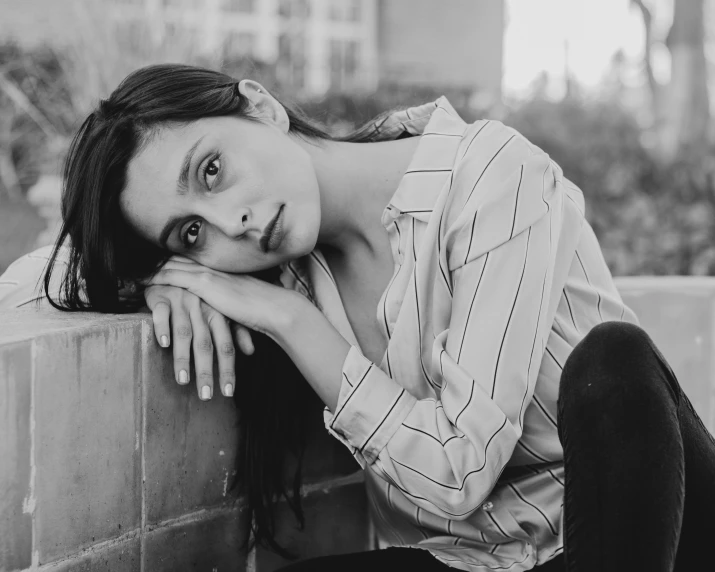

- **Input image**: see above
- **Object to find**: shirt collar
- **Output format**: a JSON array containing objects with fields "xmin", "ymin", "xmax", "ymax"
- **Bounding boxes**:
[
  {"xmin": 374, "ymin": 96, "xmax": 469, "ymax": 226},
  {"xmin": 278, "ymin": 97, "xmax": 468, "ymax": 296}
]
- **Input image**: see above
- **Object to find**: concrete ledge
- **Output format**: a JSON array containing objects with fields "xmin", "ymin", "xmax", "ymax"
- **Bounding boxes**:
[
  {"xmin": 3, "ymin": 278, "xmax": 715, "ymax": 570},
  {"xmin": 616, "ymin": 276, "xmax": 715, "ymax": 434},
  {"xmin": 0, "ymin": 309, "xmax": 364, "ymax": 572}
]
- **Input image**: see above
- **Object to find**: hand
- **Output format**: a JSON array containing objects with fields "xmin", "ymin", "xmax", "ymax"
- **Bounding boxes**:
[
  {"xmin": 144, "ymin": 273, "xmax": 256, "ymax": 400},
  {"xmin": 146, "ymin": 258, "xmax": 300, "ymax": 338}
]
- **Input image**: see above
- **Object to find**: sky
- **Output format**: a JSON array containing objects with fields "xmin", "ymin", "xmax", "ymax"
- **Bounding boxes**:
[{"xmin": 502, "ymin": 0, "xmax": 674, "ymax": 99}]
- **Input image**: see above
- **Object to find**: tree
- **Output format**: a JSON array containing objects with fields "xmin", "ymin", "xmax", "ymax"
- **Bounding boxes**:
[
  {"xmin": 632, "ymin": 0, "xmax": 711, "ymax": 162},
  {"xmin": 661, "ymin": 0, "xmax": 711, "ymax": 158}
]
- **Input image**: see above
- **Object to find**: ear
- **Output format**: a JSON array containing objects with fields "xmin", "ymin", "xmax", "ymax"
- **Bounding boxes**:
[{"xmin": 237, "ymin": 79, "xmax": 290, "ymax": 134}]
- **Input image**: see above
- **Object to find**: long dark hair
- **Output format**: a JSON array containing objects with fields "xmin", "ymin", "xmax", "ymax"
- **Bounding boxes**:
[{"xmin": 44, "ymin": 63, "xmax": 391, "ymax": 557}]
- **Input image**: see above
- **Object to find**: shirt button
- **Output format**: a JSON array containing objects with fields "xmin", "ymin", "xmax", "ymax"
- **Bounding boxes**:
[{"xmin": 482, "ymin": 501, "xmax": 494, "ymax": 512}]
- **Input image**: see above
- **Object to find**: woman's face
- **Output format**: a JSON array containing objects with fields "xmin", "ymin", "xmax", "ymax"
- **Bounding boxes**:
[{"xmin": 120, "ymin": 114, "xmax": 321, "ymax": 273}]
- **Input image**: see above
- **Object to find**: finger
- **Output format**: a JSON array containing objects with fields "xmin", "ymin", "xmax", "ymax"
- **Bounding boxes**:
[
  {"xmin": 170, "ymin": 303, "xmax": 193, "ymax": 386},
  {"xmin": 233, "ymin": 323, "xmax": 255, "ymax": 355},
  {"xmin": 189, "ymin": 301, "xmax": 214, "ymax": 401},
  {"xmin": 161, "ymin": 260, "xmax": 207, "ymax": 273},
  {"xmin": 169, "ymin": 254, "xmax": 195, "ymax": 264},
  {"xmin": 147, "ymin": 268, "xmax": 203, "ymax": 289},
  {"xmin": 151, "ymin": 300, "xmax": 171, "ymax": 348},
  {"xmin": 208, "ymin": 313, "xmax": 236, "ymax": 398}
]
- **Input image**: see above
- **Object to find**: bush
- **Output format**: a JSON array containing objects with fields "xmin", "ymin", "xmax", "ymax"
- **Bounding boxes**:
[{"xmin": 504, "ymin": 97, "xmax": 715, "ymax": 276}]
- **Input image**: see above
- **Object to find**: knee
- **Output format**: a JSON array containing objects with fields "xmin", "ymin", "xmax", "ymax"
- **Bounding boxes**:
[
  {"xmin": 558, "ymin": 322, "xmax": 659, "ymax": 416},
  {"xmin": 566, "ymin": 322, "xmax": 654, "ymax": 378}
]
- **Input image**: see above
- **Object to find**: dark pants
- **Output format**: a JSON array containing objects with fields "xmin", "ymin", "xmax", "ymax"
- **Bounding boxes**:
[{"xmin": 277, "ymin": 322, "xmax": 715, "ymax": 571}]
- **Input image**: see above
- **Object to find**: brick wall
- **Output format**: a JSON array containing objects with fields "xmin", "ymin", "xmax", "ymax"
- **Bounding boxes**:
[
  {"xmin": 2, "ymin": 277, "xmax": 715, "ymax": 571},
  {"xmin": 0, "ymin": 309, "xmax": 366, "ymax": 572}
]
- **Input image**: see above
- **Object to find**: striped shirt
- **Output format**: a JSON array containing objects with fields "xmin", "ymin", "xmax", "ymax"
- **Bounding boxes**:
[
  {"xmin": 279, "ymin": 98, "xmax": 639, "ymax": 571},
  {"xmin": 0, "ymin": 98, "xmax": 640, "ymax": 571}
]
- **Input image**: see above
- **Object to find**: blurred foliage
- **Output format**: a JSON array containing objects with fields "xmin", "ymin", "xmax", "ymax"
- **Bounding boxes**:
[
  {"xmin": 2, "ymin": 37, "xmax": 715, "ymax": 277},
  {"xmin": 504, "ymin": 97, "xmax": 715, "ymax": 276},
  {"xmin": 0, "ymin": 43, "xmax": 74, "ymax": 194}
]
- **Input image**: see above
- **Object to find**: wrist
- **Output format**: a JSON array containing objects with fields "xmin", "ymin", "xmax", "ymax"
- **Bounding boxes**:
[
  {"xmin": 265, "ymin": 289, "xmax": 349, "ymax": 411},
  {"xmin": 267, "ymin": 289, "xmax": 315, "ymax": 343}
]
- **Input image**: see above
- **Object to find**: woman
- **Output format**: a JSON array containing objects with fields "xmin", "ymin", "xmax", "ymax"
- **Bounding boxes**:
[{"xmin": 43, "ymin": 64, "xmax": 715, "ymax": 571}]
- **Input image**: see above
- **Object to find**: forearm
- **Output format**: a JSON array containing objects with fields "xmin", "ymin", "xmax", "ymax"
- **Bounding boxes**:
[{"xmin": 268, "ymin": 294, "xmax": 351, "ymax": 412}]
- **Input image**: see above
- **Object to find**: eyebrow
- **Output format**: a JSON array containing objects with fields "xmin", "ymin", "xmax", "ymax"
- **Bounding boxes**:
[
  {"xmin": 158, "ymin": 136, "xmax": 206, "ymax": 248},
  {"xmin": 177, "ymin": 135, "xmax": 205, "ymax": 194}
]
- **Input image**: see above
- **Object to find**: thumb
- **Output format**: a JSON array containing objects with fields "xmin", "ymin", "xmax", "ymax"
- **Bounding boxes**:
[{"xmin": 231, "ymin": 322, "xmax": 255, "ymax": 355}]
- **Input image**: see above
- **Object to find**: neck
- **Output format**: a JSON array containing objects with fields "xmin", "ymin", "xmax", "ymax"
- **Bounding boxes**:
[{"xmin": 299, "ymin": 135, "xmax": 421, "ymax": 259}]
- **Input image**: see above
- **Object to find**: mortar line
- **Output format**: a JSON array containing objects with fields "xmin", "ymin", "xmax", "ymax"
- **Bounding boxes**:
[
  {"xmin": 139, "ymin": 322, "xmax": 148, "ymax": 572},
  {"xmin": 19, "ymin": 528, "xmax": 142, "ymax": 572},
  {"xmin": 246, "ymin": 515, "xmax": 257, "ymax": 572},
  {"xmin": 145, "ymin": 500, "xmax": 247, "ymax": 532},
  {"xmin": 246, "ymin": 545, "xmax": 257, "ymax": 572},
  {"xmin": 299, "ymin": 470, "xmax": 365, "ymax": 497},
  {"xmin": 28, "ymin": 339, "xmax": 38, "ymax": 569},
  {"xmin": 141, "ymin": 470, "xmax": 364, "ymax": 534}
]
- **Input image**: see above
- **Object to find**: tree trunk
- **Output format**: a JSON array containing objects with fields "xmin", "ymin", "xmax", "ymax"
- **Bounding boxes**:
[
  {"xmin": 631, "ymin": 0, "xmax": 662, "ymax": 125},
  {"xmin": 661, "ymin": 0, "xmax": 711, "ymax": 160}
]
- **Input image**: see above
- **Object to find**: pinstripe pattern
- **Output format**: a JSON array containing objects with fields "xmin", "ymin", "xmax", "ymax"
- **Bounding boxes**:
[
  {"xmin": 0, "ymin": 98, "xmax": 640, "ymax": 571},
  {"xmin": 284, "ymin": 99, "xmax": 639, "ymax": 571}
]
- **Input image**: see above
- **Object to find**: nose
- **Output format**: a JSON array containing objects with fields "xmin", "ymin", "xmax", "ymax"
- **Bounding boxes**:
[{"xmin": 210, "ymin": 206, "xmax": 255, "ymax": 239}]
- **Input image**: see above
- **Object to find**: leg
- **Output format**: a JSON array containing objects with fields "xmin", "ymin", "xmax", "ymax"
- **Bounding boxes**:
[
  {"xmin": 557, "ymin": 322, "xmax": 695, "ymax": 571},
  {"xmin": 274, "ymin": 547, "xmax": 451, "ymax": 572},
  {"xmin": 671, "ymin": 377, "xmax": 715, "ymax": 570}
]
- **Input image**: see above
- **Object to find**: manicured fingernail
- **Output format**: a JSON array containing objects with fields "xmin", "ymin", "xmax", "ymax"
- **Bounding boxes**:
[
  {"xmin": 224, "ymin": 384, "xmax": 233, "ymax": 397},
  {"xmin": 178, "ymin": 370, "xmax": 188, "ymax": 385},
  {"xmin": 160, "ymin": 335, "xmax": 169, "ymax": 348},
  {"xmin": 201, "ymin": 385, "xmax": 212, "ymax": 400}
]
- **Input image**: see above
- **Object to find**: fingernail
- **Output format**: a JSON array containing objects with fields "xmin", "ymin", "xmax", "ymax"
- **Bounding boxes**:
[
  {"xmin": 201, "ymin": 385, "xmax": 212, "ymax": 400},
  {"xmin": 224, "ymin": 383, "xmax": 234, "ymax": 397},
  {"xmin": 160, "ymin": 335, "xmax": 169, "ymax": 347},
  {"xmin": 178, "ymin": 370, "xmax": 188, "ymax": 385}
]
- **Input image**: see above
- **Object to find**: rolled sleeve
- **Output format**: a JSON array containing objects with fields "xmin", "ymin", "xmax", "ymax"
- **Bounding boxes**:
[{"xmin": 323, "ymin": 345, "xmax": 417, "ymax": 465}]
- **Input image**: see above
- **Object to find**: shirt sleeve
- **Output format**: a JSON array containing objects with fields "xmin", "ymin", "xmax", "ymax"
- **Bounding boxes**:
[
  {"xmin": 0, "ymin": 245, "xmax": 67, "ymax": 310},
  {"xmin": 323, "ymin": 125, "xmax": 584, "ymax": 520}
]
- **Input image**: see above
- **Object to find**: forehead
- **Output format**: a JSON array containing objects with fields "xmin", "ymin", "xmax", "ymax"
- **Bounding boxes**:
[
  {"xmin": 119, "ymin": 121, "xmax": 206, "ymax": 243},
  {"xmin": 124, "ymin": 115, "xmax": 260, "ymax": 189},
  {"xmin": 129, "ymin": 120, "xmax": 204, "ymax": 182}
]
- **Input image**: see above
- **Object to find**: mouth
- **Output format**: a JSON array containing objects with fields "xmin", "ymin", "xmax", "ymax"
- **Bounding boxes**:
[{"xmin": 260, "ymin": 204, "xmax": 284, "ymax": 253}]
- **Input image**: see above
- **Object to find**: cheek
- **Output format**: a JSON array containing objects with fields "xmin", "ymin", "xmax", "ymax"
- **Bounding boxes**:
[
  {"xmin": 260, "ymin": 137, "xmax": 316, "ymax": 192},
  {"xmin": 195, "ymin": 235, "xmax": 247, "ymax": 273}
]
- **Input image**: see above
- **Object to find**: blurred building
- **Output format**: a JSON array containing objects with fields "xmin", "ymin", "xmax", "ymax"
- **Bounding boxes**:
[
  {"xmin": 378, "ymin": 0, "xmax": 503, "ymax": 103},
  {"xmin": 0, "ymin": 0, "xmax": 503, "ymax": 100}
]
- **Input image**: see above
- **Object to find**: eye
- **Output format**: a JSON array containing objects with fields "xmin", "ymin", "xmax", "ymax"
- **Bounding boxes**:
[
  {"xmin": 182, "ymin": 220, "xmax": 202, "ymax": 248},
  {"xmin": 202, "ymin": 154, "xmax": 221, "ymax": 190}
]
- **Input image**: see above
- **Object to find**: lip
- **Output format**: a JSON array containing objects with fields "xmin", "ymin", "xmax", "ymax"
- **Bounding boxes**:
[{"xmin": 260, "ymin": 205, "xmax": 284, "ymax": 253}]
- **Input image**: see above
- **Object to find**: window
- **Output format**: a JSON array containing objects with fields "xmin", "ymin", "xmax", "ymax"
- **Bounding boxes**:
[
  {"xmin": 223, "ymin": 0, "xmax": 255, "ymax": 13},
  {"xmin": 164, "ymin": 21, "xmax": 180, "ymax": 37},
  {"xmin": 329, "ymin": 0, "xmax": 360, "ymax": 22},
  {"xmin": 328, "ymin": 39, "xmax": 361, "ymax": 91},
  {"xmin": 278, "ymin": 0, "xmax": 310, "ymax": 19},
  {"xmin": 347, "ymin": 0, "xmax": 360, "ymax": 21},
  {"xmin": 163, "ymin": 0, "xmax": 202, "ymax": 7},
  {"xmin": 277, "ymin": 33, "xmax": 306, "ymax": 89},
  {"xmin": 223, "ymin": 31, "xmax": 256, "ymax": 57}
]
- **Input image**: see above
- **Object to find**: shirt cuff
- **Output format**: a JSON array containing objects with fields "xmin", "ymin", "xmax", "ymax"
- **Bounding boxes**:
[{"xmin": 323, "ymin": 345, "xmax": 417, "ymax": 465}]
